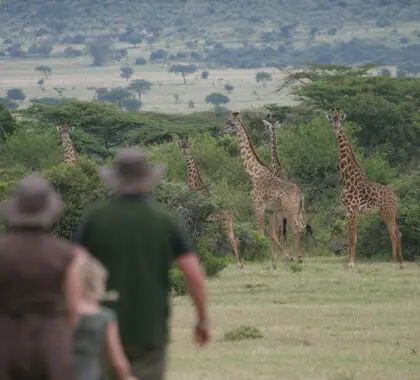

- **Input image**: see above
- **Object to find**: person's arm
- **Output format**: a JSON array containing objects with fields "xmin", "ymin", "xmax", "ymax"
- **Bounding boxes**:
[
  {"xmin": 176, "ymin": 253, "xmax": 208, "ymax": 324},
  {"xmin": 171, "ymin": 224, "xmax": 209, "ymax": 325},
  {"xmin": 105, "ymin": 320, "xmax": 132, "ymax": 380},
  {"xmin": 64, "ymin": 246, "xmax": 87, "ymax": 327}
]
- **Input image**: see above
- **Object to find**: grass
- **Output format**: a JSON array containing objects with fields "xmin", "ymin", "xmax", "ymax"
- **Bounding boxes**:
[
  {"xmin": 0, "ymin": 46, "xmax": 295, "ymax": 114},
  {"xmin": 167, "ymin": 257, "xmax": 420, "ymax": 379}
]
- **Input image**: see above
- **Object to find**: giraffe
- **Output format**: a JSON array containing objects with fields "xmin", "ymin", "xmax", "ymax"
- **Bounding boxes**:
[
  {"xmin": 222, "ymin": 111, "xmax": 307, "ymax": 266},
  {"xmin": 56, "ymin": 123, "xmax": 77, "ymax": 164},
  {"xmin": 326, "ymin": 110, "xmax": 404, "ymax": 268},
  {"xmin": 177, "ymin": 140, "xmax": 243, "ymax": 269},
  {"xmin": 261, "ymin": 115, "xmax": 288, "ymax": 254}
]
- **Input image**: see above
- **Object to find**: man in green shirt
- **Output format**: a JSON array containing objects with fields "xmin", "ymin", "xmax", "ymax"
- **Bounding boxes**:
[{"xmin": 73, "ymin": 149, "xmax": 210, "ymax": 380}]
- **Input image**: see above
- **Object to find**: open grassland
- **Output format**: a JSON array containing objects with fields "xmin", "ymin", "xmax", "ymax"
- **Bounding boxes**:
[
  {"xmin": 0, "ymin": 51, "xmax": 295, "ymax": 114},
  {"xmin": 168, "ymin": 257, "xmax": 420, "ymax": 380}
]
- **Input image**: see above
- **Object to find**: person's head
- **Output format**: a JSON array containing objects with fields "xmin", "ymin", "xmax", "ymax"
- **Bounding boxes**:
[
  {"xmin": 99, "ymin": 148, "xmax": 167, "ymax": 196},
  {"xmin": 79, "ymin": 254, "xmax": 109, "ymax": 303},
  {"xmin": 0, "ymin": 173, "xmax": 63, "ymax": 230}
]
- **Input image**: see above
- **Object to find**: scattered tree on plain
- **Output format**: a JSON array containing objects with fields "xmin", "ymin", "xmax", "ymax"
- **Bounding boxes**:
[
  {"xmin": 205, "ymin": 92, "xmax": 230, "ymax": 108},
  {"xmin": 120, "ymin": 66, "xmax": 134, "ymax": 81},
  {"xmin": 127, "ymin": 79, "xmax": 152, "ymax": 100},
  {"xmin": 224, "ymin": 83, "xmax": 234, "ymax": 93},
  {"xmin": 255, "ymin": 71, "xmax": 272, "ymax": 87},
  {"xmin": 169, "ymin": 64, "xmax": 198, "ymax": 84},
  {"xmin": 35, "ymin": 65, "xmax": 52, "ymax": 80},
  {"xmin": 7, "ymin": 88, "xmax": 26, "ymax": 103}
]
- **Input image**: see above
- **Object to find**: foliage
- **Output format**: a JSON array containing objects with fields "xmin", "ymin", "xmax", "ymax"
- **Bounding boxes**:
[
  {"xmin": 86, "ymin": 37, "xmax": 112, "ymax": 66},
  {"xmin": 0, "ymin": 105, "xmax": 15, "ymax": 142},
  {"xmin": 224, "ymin": 83, "xmax": 234, "ymax": 93},
  {"xmin": 135, "ymin": 57, "xmax": 147, "ymax": 65},
  {"xmin": 7, "ymin": 88, "xmax": 25, "ymax": 102},
  {"xmin": 205, "ymin": 93, "xmax": 230, "ymax": 107},
  {"xmin": 169, "ymin": 64, "xmax": 198, "ymax": 84},
  {"xmin": 169, "ymin": 268, "xmax": 187, "ymax": 296},
  {"xmin": 255, "ymin": 72, "xmax": 272, "ymax": 86},
  {"xmin": 35, "ymin": 65, "xmax": 52, "ymax": 80},
  {"xmin": 0, "ymin": 125, "xmax": 62, "ymax": 172},
  {"xmin": 223, "ymin": 325, "xmax": 263, "ymax": 341},
  {"xmin": 127, "ymin": 79, "xmax": 152, "ymax": 100},
  {"xmin": 120, "ymin": 66, "xmax": 134, "ymax": 81},
  {"xmin": 200, "ymin": 251, "xmax": 228, "ymax": 277},
  {"xmin": 43, "ymin": 159, "xmax": 107, "ymax": 239}
]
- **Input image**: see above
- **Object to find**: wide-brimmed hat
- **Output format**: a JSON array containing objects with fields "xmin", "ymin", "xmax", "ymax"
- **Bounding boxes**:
[
  {"xmin": 99, "ymin": 148, "xmax": 166, "ymax": 195},
  {"xmin": 0, "ymin": 173, "xmax": 63, "ymax": 228}
]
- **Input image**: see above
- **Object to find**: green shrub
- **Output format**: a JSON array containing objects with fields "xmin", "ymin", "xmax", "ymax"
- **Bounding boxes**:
[
  {"xmin": 223, "ymin": 325, "xmax": 263, "ymax": 341},
  {"xmin": 169, "ymin": 268, "xmax": 187, "ymax": 296},
  {"xmin": 200, "ymin": 251, "xmax": 228, "ymax": 277},
  {"xmin": 237, "ymin": 226, "xmax": 270, "ymax": 262}
]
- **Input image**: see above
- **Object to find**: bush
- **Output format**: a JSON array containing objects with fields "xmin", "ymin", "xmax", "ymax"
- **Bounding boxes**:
[
  {"xmin": 169, "ymin": 268, "xmax": 187, "ymax": 296},
  {"xmin": 200, "ymin": 251, "xmax": 228, "ymax": 277},
  {"xmin": 237, "ymin": 227, "xmax": 270, "ymax": 262},
  {"xmin": 223, "ymin": 325, "xmax": 263, "ymax": 341},
  {"xmin": 43, "ymin": 159, "xmax": 107, "ymax": 239},
  {"xmin": 135, "ymin": 57, "xmax": 147, "ymax": 65}
]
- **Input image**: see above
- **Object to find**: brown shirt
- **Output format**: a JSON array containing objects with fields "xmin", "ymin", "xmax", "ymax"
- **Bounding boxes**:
[{"xmin": 0, "ymin": 228, "xmax": 76, "ymax": 380}]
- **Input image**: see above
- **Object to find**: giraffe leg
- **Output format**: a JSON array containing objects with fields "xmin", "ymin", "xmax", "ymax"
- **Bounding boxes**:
[
  {"xmin": 291, "ymin": 222, "xmax": 303, "ymax": 264},
  {"xmin": 268, "ymin": 213, "xmax": 282, "ymax": 268},
  {"xmin": 253, "ymin": 198, "xmax": 265, "ymax": 236},
  {"xmin": 225, "ymin": 217, "xmax": 243, "ymax": 270},
  {"xmin": 279, "ymin": 216, "xmax": 287, "ymax": 260},
  {"xmin": 395, "ymin": 225, "xmax": 404, "ymax": 269},
  {"xmin": 347, "ymin": 213, "xmax": 358, "ymax": 268}
]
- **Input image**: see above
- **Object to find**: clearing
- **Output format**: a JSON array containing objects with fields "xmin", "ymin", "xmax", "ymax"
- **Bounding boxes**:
[
  {"xmin": 168, "ymin": 257, "xmax": 420, "ymax": 379},
  {"xmin": 0, "ymin": 52, "xmax": 295, "ymax": 114}
]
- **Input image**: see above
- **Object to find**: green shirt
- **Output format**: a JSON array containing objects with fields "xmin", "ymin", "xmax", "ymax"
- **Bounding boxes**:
[{"xmin": 73, "ymin": 195, "xmax": 194, "ymax": 347}]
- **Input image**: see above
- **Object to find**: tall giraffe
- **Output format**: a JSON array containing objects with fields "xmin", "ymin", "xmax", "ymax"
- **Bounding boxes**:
[
  {"xmin": 56, "ymin": 123, "xmax": 77, "ymax": 164},
  {"xmin": 177, "ymin": 141, "xmax": 243, "ymax": 269},
  {"xmin": 326, "ymin": 110, "xmax": 404, "ymax": 268},
  {"xmin": 222, "ymin": 112, "xmax": 307, "ymax": 266},
  {"xmin": 261, "ymin": 115, "xmax": 288, "ymax": 254}
]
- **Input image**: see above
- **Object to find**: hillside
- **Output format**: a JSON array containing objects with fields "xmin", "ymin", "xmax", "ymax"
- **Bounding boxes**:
[
  {"xmin": 2, "ymin": 0, "xmax": 420, "ymax": 31},
  {"xmin": 2, "ymin": 0, "xmax": 420, "ymax": 71}
]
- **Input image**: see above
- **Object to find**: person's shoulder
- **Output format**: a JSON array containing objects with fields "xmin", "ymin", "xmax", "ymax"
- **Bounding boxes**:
[
  {"xmin": 84, "ymin": 198, "xmax": 111, "ymax": 216},
  {"xmin": 147, "ymin": 198, "xmax": 178, "ymax": 224}
]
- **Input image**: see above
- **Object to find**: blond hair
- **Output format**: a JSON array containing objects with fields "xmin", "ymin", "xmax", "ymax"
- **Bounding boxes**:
[{"xmin": 79, "ymin": 254, "xmax": 116, "ymax": 302}]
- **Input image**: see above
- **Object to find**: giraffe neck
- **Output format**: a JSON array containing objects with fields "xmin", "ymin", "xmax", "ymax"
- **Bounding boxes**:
[
  {"xmin": 181, "ymin": 150, "xmax": 210, "ymax": 197},
  {"xmin": 237, "ymin": 121, "xmax": 272, "ymax": 181},
  {"xmin": 61, "ymin": 133, "xmax": 77, "ymax": 164},
  {"xmin": 269, "ymin": 126, "xmax": 285, "ymax": 178},
  {"xmin": 335, "ymin": 130, "xmax": 367, "ymax": 184}
]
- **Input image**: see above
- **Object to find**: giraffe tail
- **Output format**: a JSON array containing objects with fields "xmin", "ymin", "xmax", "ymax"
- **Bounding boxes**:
[{"xmin": 299, "ymin": 196, "xmax": 313, "ymax": 240}]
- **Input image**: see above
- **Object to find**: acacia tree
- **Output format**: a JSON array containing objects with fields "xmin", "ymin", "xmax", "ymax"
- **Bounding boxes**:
[
  {"xmin": 86, "ymin": 37, "xmax": 112, "ymax": 66},
  {"xmin": 120, "ymin": 66, "xmax": 134, "ymax": 81},
  {"xmin": 205, "ymin": 92, "xmax": 230, "ymax": 110},
  {"xmin": 35, "ymin": 65, "xmax": 52, "ymax": 80},
  {"xmin": 127, "ymin": 79, "xmax": 152, "ymax": 100},
  {"xmin": 7, "ymin": 88, "xmax": 26, "ymax": 103},
  {"xmin": 169, "ymin": 64, "xmax": 198, "ymax": 84},
  {"xmin": 255, "ymin": 72, "xmax": 272, "ymax": 87}
]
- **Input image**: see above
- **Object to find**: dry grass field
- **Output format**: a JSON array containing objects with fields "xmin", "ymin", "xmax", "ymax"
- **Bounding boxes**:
[
  {"xmin": 0, "ymin": 50, "xmax": 296, "ymax": 114},
  {"xmin": 167, "ymin": 257, "xmax": 420, "ymax": 380}
]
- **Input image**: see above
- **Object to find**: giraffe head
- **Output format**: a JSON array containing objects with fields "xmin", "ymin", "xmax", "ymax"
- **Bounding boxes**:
[
  {"xmin": 262, "ymin": 114, "xmax": 281, "ymax": 136},
  {"xmin": 325, "ymin": 109, "xmax": 346, "ymax": 132},
  {"xmin": 56, "ymin": 124, "xmax": 75, "ymax": 136},
  {"xmin": 221, "ymin": 112, "xmax": 240, "ymax": 135},
  {"xmin": 177, "ymin": 141, "xmax": 191, "ymax": 152}
]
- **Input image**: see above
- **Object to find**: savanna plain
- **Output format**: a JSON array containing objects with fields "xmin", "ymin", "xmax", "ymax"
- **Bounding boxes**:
[{"xmin": 168, "ymin": 258, "xmax": 420, "ymax": 380}]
